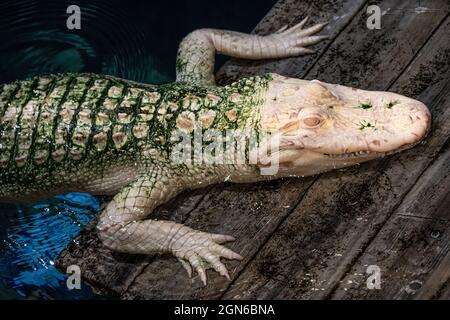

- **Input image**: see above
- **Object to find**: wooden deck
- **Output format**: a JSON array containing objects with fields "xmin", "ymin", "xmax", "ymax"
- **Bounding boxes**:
[{"xmin": 56, "ymin": 0, "xmax": 450, "ymax": 299}]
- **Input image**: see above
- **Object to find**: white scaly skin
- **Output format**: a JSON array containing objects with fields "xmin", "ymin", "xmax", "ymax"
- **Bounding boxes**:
[{"xmin": 0, "ymin": 18, "xmax": 431, "ymax": 286}]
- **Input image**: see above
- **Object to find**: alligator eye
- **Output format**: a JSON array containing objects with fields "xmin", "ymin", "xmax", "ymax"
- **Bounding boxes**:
[{"xmin": 302, "ymin": 116, "xmax": 323, "ymax": 128}]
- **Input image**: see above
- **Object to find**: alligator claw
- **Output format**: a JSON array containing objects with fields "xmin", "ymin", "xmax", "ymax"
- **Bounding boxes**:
[
  {"xmin": 172, "ymin": 230, "xmax": 242, "ymax": 286},
  {"xmin": 271, "ymin": 17, "xmax": 328, "ymax": 56}
]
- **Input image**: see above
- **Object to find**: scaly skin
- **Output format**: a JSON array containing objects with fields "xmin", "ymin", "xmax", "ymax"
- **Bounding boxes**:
[{"xmin": 0, "ymin": 19, "xmax": 431, "ymax": 285}]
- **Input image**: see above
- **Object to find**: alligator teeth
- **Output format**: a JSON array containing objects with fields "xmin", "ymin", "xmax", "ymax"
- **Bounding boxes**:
[{"xmin": 324, "ymin": 150, "xmax": 383, "ymax": 158}]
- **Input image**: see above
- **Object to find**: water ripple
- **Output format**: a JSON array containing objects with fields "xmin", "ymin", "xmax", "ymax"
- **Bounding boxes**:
[
  {"xmin": 0, "ymin": 0, "xmax": 171, "ymax": 84},
  {"xmin": 0, "ymin": 194, "xmax": 101, "ymax": 299}
]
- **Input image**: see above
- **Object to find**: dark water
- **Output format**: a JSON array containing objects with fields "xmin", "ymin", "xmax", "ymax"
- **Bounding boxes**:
[{"xmin": 0, "ymin": 0, "xmax": 275, "ymax": 299}]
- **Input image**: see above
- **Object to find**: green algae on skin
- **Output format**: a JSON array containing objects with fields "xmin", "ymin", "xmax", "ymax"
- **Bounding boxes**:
[
  {"xmin": 359, "ymin": 103, "xmax": 372, "ymax": 109},
  {"xmin": 359, "ymin": 120, "xmax": 377, "ymax": 130},
  {"xmin": 386, "ymin": 101, "xmax": 398, "ymax": 109}
]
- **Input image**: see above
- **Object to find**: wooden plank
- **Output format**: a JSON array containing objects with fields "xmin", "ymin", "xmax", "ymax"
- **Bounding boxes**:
[
  {"xmin": 331, "ymin": 139, "xmax": 450, "ymax": 299},
  {"xmin": 438, "ymin": 281, "xmax": 450, "ymax": 300},
  {"xmin": 216, "ymin": 0, "xmax": 368, "ymax": 84},
  {"xmin": 123, "ymin": 0, "xmax": 449, "ymax": 299},
  {"xmin": 222, "ymin": 2, "xmax": 450, "ymax": 300},
  {"xmin": 56, "ymin": 0, "xmax": 366, "ymax": 297}
]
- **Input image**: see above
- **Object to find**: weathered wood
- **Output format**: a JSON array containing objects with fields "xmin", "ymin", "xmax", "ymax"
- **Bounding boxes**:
[
  {"xmin": 438, "ymin": 281, "xmax": 450, "ymax": 300},
  {"xmin": 216, "ymin": 0, "xmax": 368, "ymax": 84},
  {"xmin": 223, "ymin": 6, "xmax": 450, "ymax": 299},
  {"xmin": 331, "ymin": 140, "xmax": 450, "ymax": 299}
]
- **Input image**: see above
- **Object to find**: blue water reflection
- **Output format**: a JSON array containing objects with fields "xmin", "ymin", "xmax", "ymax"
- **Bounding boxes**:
[{"xmin": 0, "ymin": 194, "xmax": 101, "ymax": 299}]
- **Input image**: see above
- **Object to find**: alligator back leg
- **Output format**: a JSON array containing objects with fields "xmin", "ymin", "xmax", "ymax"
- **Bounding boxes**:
[
  {"xmin": 97, "ymin": 167, "xmax": 242, "ymax": 286},
  {"xmin": 176, "ymin": 17, "xmax": 328, "ymax": 86}
]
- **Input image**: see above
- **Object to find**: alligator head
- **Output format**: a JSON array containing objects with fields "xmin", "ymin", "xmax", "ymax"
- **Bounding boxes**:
[{"xmin": 257, "ymin": 74, "xmax": 431, "ymax": 177}]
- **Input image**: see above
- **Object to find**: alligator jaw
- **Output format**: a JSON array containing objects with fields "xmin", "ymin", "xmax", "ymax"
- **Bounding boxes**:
[{"xmin": 322, "ymin": 139, "xmax": 424, "ymax": 159}]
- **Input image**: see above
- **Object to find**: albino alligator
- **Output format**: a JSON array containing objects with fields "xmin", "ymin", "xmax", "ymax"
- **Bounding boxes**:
[{"xmin": 0, "ymin": 18, "xmax": 431, "ymax": 285}]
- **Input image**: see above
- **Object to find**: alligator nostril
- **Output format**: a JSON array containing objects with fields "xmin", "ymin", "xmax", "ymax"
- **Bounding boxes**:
[
  {"xmin": 371, "ymin": 140, "xmax": 380, "ymax": 146},
  {"xmin": 424, "ymin": 111, "xmax": 432, "ymax": 129},
  {"xmin": 410, "ymin": 132, "xmax": 422, "ymax": 143}
]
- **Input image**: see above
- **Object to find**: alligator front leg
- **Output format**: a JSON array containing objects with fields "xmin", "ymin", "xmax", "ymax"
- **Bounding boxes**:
[
  {"xmin": 97, "ymin": 169, "xmax": 242, "ymax": 285},
  {"xmin": 176, "ymin": 17, "xmax": 328, "ymax": 86}
]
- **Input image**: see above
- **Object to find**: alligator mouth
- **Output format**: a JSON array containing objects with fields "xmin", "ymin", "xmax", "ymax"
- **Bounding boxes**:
[
  {"xmin": 323, "ymin": 150, "xmax": 384, "ymax": 159},
  {"xmin": 322, "ymin": 140, "xmax": 422, "ymax": 159}
]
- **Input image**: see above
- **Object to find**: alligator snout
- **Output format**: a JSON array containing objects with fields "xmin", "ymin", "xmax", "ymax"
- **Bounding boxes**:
[
  {"xmin": 368, "ymin": 99, "xmax": 431, "ymax": 153},
  {"xmin": 406, "ymin": 101, "xmax": 431, "ymax": 140}
]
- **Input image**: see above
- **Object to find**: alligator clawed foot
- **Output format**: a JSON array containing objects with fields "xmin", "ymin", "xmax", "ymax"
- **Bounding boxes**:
[
  {"xmin": 273, "ymin": 16, "xmax": 328, "ymax": 55},
  {"xmin": 172, "ymin": 231, "xmax": 243, "ymax": 286}
]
